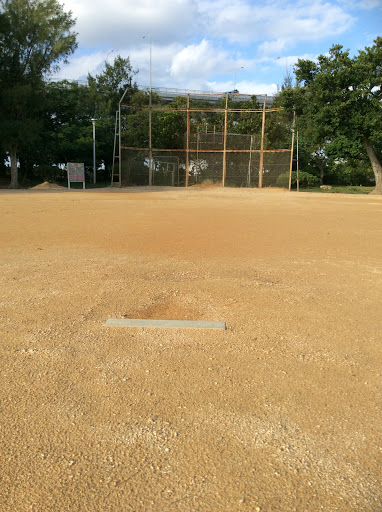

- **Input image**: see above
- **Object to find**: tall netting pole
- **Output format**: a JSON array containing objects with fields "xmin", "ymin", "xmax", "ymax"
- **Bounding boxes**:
[
  {"xmin": 222, "ymin": 93, "xmax": 229, "ymax": 187},
  {"xmin": 247, "ymin": 135, "xmax": 253, "ymax": 187},
  {"xmin": 148, "ymin": 100, "xmax": 152, "ymax": 186},
  {"xmin": 118, "ymin": 103, "xmax": 121, "ymax": 186},
  {"xmin": 296, "ymin": 130, "xmax": 299, "ymax": 192},
  {"xmin": 148, "ymin": 39, "xmax": 153, "ymax": 186},
  {"xmin": 258, "ymin": 95, "xmax": 267, "ymax": 188},
  {"xmin": 289, "ymin": 109, "xmax": 296, "ymax": 191},
  {"xmin": 186, "ymin": 94, "xmax": 190, "ymax": 187}
]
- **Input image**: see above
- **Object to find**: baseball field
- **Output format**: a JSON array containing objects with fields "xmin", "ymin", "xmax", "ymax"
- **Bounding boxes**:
[{"xmin": 1, "ymin": 186, "xmax": 381, "ymax": 511}]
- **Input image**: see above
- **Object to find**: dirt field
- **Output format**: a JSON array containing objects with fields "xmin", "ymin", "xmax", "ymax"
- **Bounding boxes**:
[{"xmin": 1, "ymin": 187, "xmax": 381, "ymax": 512}]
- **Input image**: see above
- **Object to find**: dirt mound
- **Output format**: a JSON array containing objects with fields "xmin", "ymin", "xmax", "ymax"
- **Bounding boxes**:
[{"xmin": 32, "ymin": 181, "xmax": 65, "ymax": 190}]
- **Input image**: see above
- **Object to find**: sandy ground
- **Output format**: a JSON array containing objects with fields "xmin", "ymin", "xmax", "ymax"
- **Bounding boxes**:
[{"xmin": 0, "ymin": 186, "xmax": 381, "ymax": 512}]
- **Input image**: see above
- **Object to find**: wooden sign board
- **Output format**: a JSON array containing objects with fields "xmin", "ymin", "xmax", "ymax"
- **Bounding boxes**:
[{"xmin": 67, "ymin": 163, "xmax": 85, "ymax": 189}]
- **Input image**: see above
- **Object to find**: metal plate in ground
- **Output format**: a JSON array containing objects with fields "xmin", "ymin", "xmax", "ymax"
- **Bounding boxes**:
[{"xmin": 105, "ymin": 318, "xmax": 226, "ymax": 330}]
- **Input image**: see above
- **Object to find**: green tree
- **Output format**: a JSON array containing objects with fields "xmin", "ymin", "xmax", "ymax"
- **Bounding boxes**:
[
  {"xmin": 291, "ymin": 38, "xmax": 382, "ymax": 193},
  {"xmin": 0, "ymin": 0, "xmax": 77, "ymax": 187},
  {"xmin": 36, "ymin": 57, "xmax": 137, "ymax": 182},
  {"xmin": 87, "ymin": 56, "xmax": 137, "ymax": 118},
  {"xmin": 87, "ymin": 56, "xmax": 138, "ymax": 175},
  {"xmin": 123, "ymin": 90, "xmax": 161, "ymax": 149},
  {"xmin": 228, "ymin": 96, "xmax": 262, "ymax": 140},
  {"xmin": 153, "ymin": 96, "xmax": 187, "ymax": 149},
  {"xmin": 44, "ymin": 80, "xmax": 97, "ymax": 168}
]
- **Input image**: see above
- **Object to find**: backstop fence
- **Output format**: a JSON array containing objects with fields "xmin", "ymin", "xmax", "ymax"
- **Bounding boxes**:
[{"xmin": 114, "ymin": 92, "xmax": 294, "ymax": 188}]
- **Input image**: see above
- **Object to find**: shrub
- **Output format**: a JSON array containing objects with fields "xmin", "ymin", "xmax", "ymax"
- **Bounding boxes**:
[
  {"xmin": 276, "ymin": 171, "xmax": 319, "ymax": 188},
  {"xmin": 326, "ymin": 163, "xmax": 375, "ymax": 186},
  {"xmin": 33, "ymin": 164, "xmax": 65, "ymax": 182}
]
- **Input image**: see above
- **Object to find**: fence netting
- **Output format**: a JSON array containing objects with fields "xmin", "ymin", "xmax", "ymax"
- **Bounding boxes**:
[{"xmin": 119, "ymin": 93, "xmax": 292, "ymax": 188}]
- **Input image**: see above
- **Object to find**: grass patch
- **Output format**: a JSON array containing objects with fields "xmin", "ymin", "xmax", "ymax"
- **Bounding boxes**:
[{"xmin": 300, "ymin": 186, "xmax": 374, "ymax": 195}]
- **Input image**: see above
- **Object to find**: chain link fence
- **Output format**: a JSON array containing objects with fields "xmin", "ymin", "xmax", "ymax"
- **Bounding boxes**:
[{"xmin": 118, "ymin": 93, "xmax": 293, "ymax": 188}]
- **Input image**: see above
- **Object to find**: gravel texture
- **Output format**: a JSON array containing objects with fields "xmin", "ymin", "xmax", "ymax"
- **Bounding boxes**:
[{"xmin": 0, "ymin": 186, "xmax": 381, "ymax": 511}]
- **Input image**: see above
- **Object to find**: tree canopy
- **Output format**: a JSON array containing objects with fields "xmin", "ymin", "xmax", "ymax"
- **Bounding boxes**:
[
  {"xmin": 0, "ymin": 0, "xmax": 77, "ymax": 187},
  {"xmin": 282, "ymin": 37, "xmax": 382, "ymax": 193},
  {"xmin": 43, "ymin": 57, "xmax": 137, "ymax": 178}
]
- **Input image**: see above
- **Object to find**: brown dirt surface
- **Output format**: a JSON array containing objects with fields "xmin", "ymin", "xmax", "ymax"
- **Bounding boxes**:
[{"xmin": 0, "ymin": 187, "xmax": 381, "ymax": 512}]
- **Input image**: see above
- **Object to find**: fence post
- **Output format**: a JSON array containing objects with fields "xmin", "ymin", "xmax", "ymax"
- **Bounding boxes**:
[
  {"xmin": 247, "ymin": 135, "xmax": 253, "ymax": 187},
  {"xmin": 258, "ymin": 95, "xmax": 267, "ymax": 188},
  {"xmin": 289, "ymin": 109, "xmax": 296, "ymax": 191},
  {"xmin": 118, "ymin": 104, "xmax": 121, "ymax": 186},
  {"xmin": 296, "ymin": 130, "xmax": 299, "ymax": 192},
  {"xmin": 186, "ymin": 94, "xmax": 190, "ymax": 187},
  {"xmin": 148, "ymin": 90, "xmax": 152, "ymax": 186},
  {"xmin": 222, "ymin": 93, "xmax": 229, "ymax": 187}
]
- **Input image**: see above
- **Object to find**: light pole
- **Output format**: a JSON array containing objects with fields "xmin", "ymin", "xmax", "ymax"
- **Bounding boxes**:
[
  {"xmin": 91, "ymin": 118, "xmax": 96, "ymax": 184},
  {"xmin": 106, "ymin": 48, "xmax": 119, "ymax": 64},
  {"xmin": 277, "ymin": 57, "xmax": 290, "ymax": 87},
  {"xmin": 233, "ymin": 66, "xmax": 243, "ymax": 92},
  {"xmin": 106, "ymin": 49, "xmax": 114, "ymax": 63},
  {"xmin": 142, "ymin": 36, "xmax": 152, "ymax": 95},
  {"xmin": 142, "ymin": 35, "xmax": 152, "ymax": 186}
]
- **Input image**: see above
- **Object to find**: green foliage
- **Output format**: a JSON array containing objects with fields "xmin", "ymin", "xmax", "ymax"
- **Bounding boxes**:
[
  {"xmin": 289, "ymin": 38, "xmax": 382, "ymax": 192},
  {"xmin": 227, "ymin": 96, "xmax": 261, "ymax": 137},
  {"xmin": 326, "ymin": 160, "xmax": 375, "ymax": 186},
  {"xmin": 123, "ymin": 92, "xmax": 149, "ymax": 148},
  {"xmin": 33, "ymin": 164, "xmax": 64, "ymax": 182},
  {"xmin": 264, "ymin": 110, "xmax": 292, "ymax": 150},
  {"xmin": 87, "ymin": 56, "xmax": 137, "ymax": 118},
  {"xmin": 304, "ymin": 186, "xmax": 374, "ymax": 195},
  {"xmin": 0, "ymin": 0, "xmax": 77, "ymax": 78},
  {"xmin": 275, "ymin": 172, "xmax": 290, "ymax": 188},
  {"xmin": 276, "ymin": 171, "xmax": 319, "ymax": 189},
  {"xmin": 153, "ymin": 102, "xmax": 186, "ymax": 150},
  {"xmin": 46, "ymin": 80, "xmax": 92, "ymax": 124},
  {"xmin": 122, "ymin": 155, "xmax": 148, "ymax": 186},
  {"xmin": 0, "ymin": 0, "xmax": 77, "ymax": 187},
  {"xmin": 23, "ymin": 56, "xmax": 138, "ymax": 180}
]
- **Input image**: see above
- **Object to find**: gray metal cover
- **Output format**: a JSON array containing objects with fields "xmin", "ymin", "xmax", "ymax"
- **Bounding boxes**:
[{"xmin": 105, "ymin": 318, "xmax": 226, "ymax": 330}]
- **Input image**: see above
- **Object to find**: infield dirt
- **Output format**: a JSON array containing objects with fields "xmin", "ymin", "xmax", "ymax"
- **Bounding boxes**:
[{"xmin": 0, "ymin": 187, "xmax": 381, "ymax": 511}]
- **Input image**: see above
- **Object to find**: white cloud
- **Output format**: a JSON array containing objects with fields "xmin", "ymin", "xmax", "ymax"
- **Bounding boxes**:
[
  {"xmin": 170, "ymin": 40, "xmax": 240, "ymax": 79},
  {"xmin": 62, "ymin": 0, "xmax": 199, "ymax": 48},
  {"xmin": 58, "ymin": 43, "xmax": 185, "ymax": 86},
  {"xmin": 275, "ymin": 53, "xmax": 318, "ymax": 68},
  {"xmin": 258, "ymin": 39, "xmax": 287, "ymax": 56},
  {"xmin": 168, "ymin": 40, "xmax": 258, "ymax": 90},
  {"xmin": 62, "ymin": 0, "xmax": 357, "ymax": 51},
  {"xmin": 56, "ymin": 51, "xmax": 111, "ymax": 80},
  {"xmin": 197, "ymin": 0, "xmax": 355, "ymax": 44},
  {"xmin": 130, "ymin": 43, "xmax": 183, "ymax": 86},
  {"xmin": 54, "ymin": 0, "xmax": 373, "ymax": 94},
  {"xmin": 339, "ymin": 0, "xmax": 382, "ymax": 9},
  {"xmin": 358, "ymin": 0, "xmax": 382, "ymax": 6},
  {"xmin": 207, "ymin": 79, "xmax": 278, "ymax": 95}
]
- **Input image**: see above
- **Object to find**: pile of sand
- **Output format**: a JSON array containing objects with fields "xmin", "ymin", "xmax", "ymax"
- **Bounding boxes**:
[{"xmin": 32, "ymin": 181, "xmax": 65, "ymax": 190}]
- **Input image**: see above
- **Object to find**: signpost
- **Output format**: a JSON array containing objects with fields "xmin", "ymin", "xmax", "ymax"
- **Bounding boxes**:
[{"xmin": 67, "ymin": 163, "xmax": 85, "ymax": 189}]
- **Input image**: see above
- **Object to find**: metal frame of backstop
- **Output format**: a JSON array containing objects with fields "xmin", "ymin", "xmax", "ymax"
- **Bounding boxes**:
[{"xmin": 113, "ymin": 91, "xmax": 294, "ymax": 189}]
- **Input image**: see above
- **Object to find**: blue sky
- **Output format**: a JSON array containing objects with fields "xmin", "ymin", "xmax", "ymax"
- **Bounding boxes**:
[{"xmin": 58, "ymin": 0, "xmax": 382, "ymax": 95}]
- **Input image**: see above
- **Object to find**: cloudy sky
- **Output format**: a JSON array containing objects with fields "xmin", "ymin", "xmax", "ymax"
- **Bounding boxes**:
[{"xmin": 58, "ymin": 0, "xmax": 382, "ymax": 95}]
